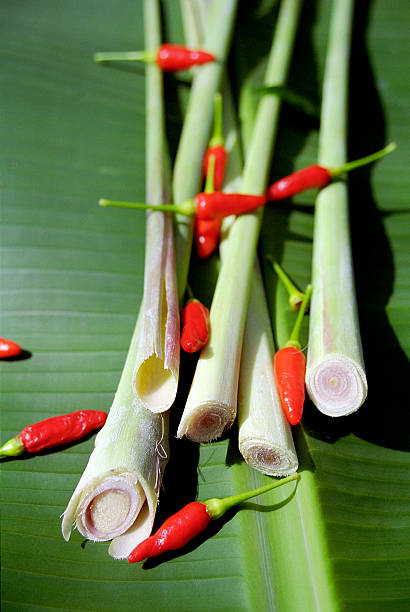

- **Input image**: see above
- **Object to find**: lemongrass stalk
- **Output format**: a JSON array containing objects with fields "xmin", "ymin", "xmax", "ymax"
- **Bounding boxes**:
[
  {"xmin": 132, "ymin": 0, "xmax": 180, "ymax": 414},
  {"xmin": 177, "ymin": 0, "xmax": 302, "ymax": 442},
  {"xmin": 238, "ymin": 260, "xmax": 298, "ymax": 475},
  {"xmin": 62, "ymin": 312, "xmax": 169, "ymax": 559},
  {"xmin": 183, "ymin": 0, "xmax": 297, "ymax": 473},
  {"xmin": 219, "ymin": 45, "xmax": 297, "ymax": 476},
  {"xmin": 62, "ymin": 0, "xmax": 176, "ymax": 558},
  {"xmin": 172, "ymin": 0, "xmax": 238, "ymax": 299},
  {"xmin": 306, "ymin": 0, "xmax": 368, "ymax": 416}
]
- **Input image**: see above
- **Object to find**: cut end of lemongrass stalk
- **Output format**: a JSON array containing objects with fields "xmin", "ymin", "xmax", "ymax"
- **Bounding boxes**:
[
  {"xmin": 134, "ymin": 357, "xmax": 178, "ymax": 413},
  {"xmin": 68, "ymin": 474, "xmax": 146, "ymax": 542},
  {"xmin": 306, "ymin": 353, "xmax": 367, "ymax": 417},
  {"xmin": 176, "ymin": 401, "xmax": 236, "ymax": 443},
  {"xmin": 240, "ymin": 439, "xmax": 298, "ymax": 477}
]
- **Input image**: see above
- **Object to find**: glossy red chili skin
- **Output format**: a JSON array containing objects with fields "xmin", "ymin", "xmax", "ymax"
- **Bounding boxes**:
[
  {"xmin": 266, "ymin": 165, "xmax": 331, "ymax": 200},
  {"xmin": 156, "ymin": 44, "xmax": 214, "ymax": 72},
  {"xmin": 195, "ymin": 218, "xmax": 221, "ymax": 258},
  {"xmin": 203, "ymin": 145, "xmax": 228, "ymax": 191},
  {"xmin": 181, "ymin": 300, "xmax": 210, "ymax": 353},
  {"xmin": 128, "ymin": 501, "xmax": 211, "ymax": 562},
  {"xmin": 18, "ymin": 410, "xmax": 107, "ymax": 453},
  {"xmin": 194, "ymin": 192, "xmax": 267, "ymax": 222},
  {"xmin": 0, "ymin": 337, "xmax": 22, "ymax": 358},
  {"xmin": 274, "ymin": 346, "xmax": 306, "ymax": 425}
]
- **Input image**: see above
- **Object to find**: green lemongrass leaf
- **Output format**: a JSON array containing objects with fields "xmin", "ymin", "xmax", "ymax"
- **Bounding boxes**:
[
  {"xmin": 62, "ymin": 0, "xmax": 175, "ymax": 559},
  {"xmin": 306, "ymin": 0, "xmax": 368, "ymax": 417},
  {"xmin": 177, "ymin": 0, "xmax": 303, "ymax": 442},
  {"xmin": 253, "ymin": 84, "xmax": 319, "ymax": 117}
]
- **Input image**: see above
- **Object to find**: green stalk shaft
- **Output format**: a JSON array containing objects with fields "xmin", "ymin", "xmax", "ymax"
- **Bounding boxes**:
[{"xmin": 306, "ymin": 0, "xmax": 368, "ymax": 417}]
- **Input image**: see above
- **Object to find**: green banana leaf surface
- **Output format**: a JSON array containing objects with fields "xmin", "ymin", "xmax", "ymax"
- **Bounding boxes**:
[{"xmin": 1, "ymin": 1, "xmax": 409, "ymax": 611}]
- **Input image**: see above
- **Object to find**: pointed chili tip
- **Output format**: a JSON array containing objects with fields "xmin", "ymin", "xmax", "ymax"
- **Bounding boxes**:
[
  {"xmin": 0, "ymin": 337, "xmax": 23, "ymax": 358},
  {"xmin": 128, "ymin": 539, "xmax": 151, "ymax": 563}
]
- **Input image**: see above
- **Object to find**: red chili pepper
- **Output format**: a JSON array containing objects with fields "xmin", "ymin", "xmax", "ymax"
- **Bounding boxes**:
[
  {"xmin": 274, "ymin": 285, "xmax": 312, "ymax": 425},
  {"xmin": 94, "ymin": 44, "xmax": 215, "ymax": 72},
  {"xmin": 195, "ymin": 218, "xmax": 221, "ymax": 258},
  {"xmin": 266, "ymin": 143, "xmax": 396, "ymax": 201},
  {"xmin": 0, "ymin": 410, "xmax": 107, "ymax": 458},
  {"xmin": 156, "ymin": 43, "xmax": 214, "ymax": 72},
  {"xmin": 203, "ymin": 93, "xmax": 227, "ymax": 191},
  {"xmin": 0, "ymin": 337, "xmax": 22, "ymax": 358},
  {"xmin": 128, "ymin": 474, "xmax": 298, "ymax": 562},
  {"xmin": 194, "ymin": 192, "xmax": 267, "ymax": 222},
  {"xmin": 100, "ymin": 192, "xmax": 266, "ymax": 224},
  {"xmin": 181, "ymin": 299, "xmax": 210, "ymax": 353},
  {"xmin": 267, "ymin": 165, "xmax": 330, "ymax": 200}
]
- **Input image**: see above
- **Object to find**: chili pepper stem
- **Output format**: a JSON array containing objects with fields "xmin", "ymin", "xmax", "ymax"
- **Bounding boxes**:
[
  {"xmin": 287, "ymin": 285, "xmax": 313, "ymax": 348},
  {"xmin": 99, "ymin": 198, "xmax": 195, "ymax": 217},
  {"xmin": 209, "ymin": 92, "xmax": 224, "ymax": 147},
  {"xmin": 94, "ymin": 51, "xmax": 156, "ymax": 63},
  {"xmin": 329, "ymin": 142, "xmax": 396, "ymax": 179},
  {"xmin": 205, "ymin": 473, "xmax": 299, "ymax": 520},
  {"xmin": 0, "ymin": 436, "xmax": 25, "ymax": 458},
  {"xmin": 267, "ymin": 256, "xmax": 306, "ymax": 310},
  {"xmin": 204, "ymin": 154, "xmax": 216, "ymax": 193}
]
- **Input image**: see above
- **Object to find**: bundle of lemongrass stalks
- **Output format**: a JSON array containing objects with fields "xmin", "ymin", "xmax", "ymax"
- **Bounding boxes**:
[{"xmin": 62, "ymin": 0, "xmax": 373, "ymax": 559}]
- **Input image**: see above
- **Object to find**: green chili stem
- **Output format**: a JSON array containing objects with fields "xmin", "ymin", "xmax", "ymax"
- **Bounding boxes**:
[
  {"xmin": 205, "ymin": 473, "xmax": 299, "ymax": 520},
  {"xmin": 287, "ymin": 284, "xmax": 312, "ymax": 348},
  {"xmin": 0, "ymin": 436, "xmax": 25, "ymax": 458},
  {"xmin": 267, "ymin": 257, "xmax": 306, "ymax": 308},
  {"xmin": 204, "ymin": 154, "xmax": 216, "ymax": 193},
  {"xmin": 99, "ymin": 198, "xmax": 195, "ymax": 216},
  {"xmin": 330, "ymin": 142, "xmax": 396, "ymax": 178},
  {"xmin": 209, "ymin": 92, "xmax": 224, "ymax": 146},
  {"xmin": 185, "ymin": 283, "xmax": 194, "ymax": 301},
  {"xmin": 93, "ymin": 51, "xmax": 155, "ymax": 63}
]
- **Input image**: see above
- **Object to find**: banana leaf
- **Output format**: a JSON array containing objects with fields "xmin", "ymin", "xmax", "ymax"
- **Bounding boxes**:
[{"xmin": 1, "ymin": 1, "xmax": 409, "ymax": 611}]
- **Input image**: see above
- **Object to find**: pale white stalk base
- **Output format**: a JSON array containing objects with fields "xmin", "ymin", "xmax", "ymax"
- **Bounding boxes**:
[
  {"xmin": 62, "ymin": 312, "xmax": 170, "ymax": 559},
  {"xmin": 306, "ymin": 353, "xmax": 367, "ymax": 417},
  {"xmin": 177, "ymin": 401, "xmax": 235, "ymax": 443}
]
